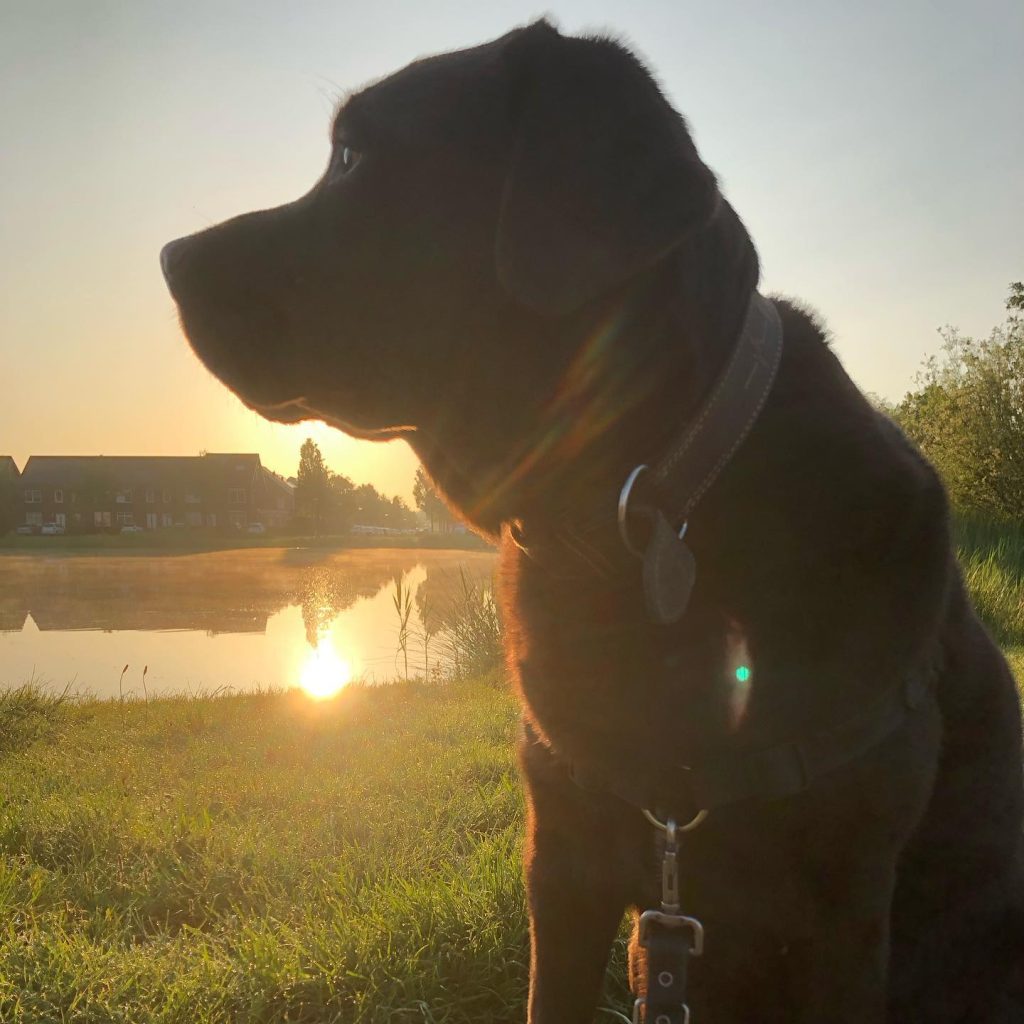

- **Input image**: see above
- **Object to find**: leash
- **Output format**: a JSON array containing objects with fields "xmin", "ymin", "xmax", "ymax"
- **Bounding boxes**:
[{"xmin": 632, "ymin": 812, "xmax": 705, "ymax": 1024}]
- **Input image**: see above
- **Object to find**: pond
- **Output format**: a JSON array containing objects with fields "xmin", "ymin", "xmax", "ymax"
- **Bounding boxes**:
[{"xmin": 0, "ymin": 548, "xmax": 497, "ymax": 700}]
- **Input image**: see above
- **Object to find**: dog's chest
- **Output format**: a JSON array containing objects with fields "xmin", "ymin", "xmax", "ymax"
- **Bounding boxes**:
[{"xmin": 503, "ymin": 552, "xmax": 744, "ymax": 771}]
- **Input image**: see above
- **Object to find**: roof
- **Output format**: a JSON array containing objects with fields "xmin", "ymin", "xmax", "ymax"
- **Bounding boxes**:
[
  {"xmin": 260, "ymin": 467, "xmax": 296, "ymax": 497},
  {"xmin": 19, "ymin": 454, "xmax": 262, "ymax": 488},
  {"xmin": 0, "ymin": 456, "xmax": 19, "ymax": 479}
]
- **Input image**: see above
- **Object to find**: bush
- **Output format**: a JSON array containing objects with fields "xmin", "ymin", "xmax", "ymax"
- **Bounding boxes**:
[{"xmin": 893, "ymin": 283, "xmax": 1024, "ymax": 521}]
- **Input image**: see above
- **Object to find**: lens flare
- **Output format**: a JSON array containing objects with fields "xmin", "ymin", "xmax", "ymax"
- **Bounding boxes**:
[{"xmin": 299, "ymin": 640, "xmax": 352, "ymax": 700}]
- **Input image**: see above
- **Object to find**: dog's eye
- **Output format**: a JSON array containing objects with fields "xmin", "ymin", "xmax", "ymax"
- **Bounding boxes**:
[{"xmin": 339, "ymin": 145, "xmax": 361, "ymax": 174}]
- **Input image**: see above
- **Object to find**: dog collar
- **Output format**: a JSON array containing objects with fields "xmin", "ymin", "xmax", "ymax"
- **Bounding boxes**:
[
  {"xmin": 510, "ymin": 290, "xmax": 784, "ymax": 622},
  {"xmin": 617, "ymin": 290, "xmax": 783, "ymax": 623}
]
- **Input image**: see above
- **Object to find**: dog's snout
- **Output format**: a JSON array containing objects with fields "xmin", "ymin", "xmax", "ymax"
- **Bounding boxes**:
[{"xmin": 160, "ymin": 237, "xmax": 189, "ymax": 285}]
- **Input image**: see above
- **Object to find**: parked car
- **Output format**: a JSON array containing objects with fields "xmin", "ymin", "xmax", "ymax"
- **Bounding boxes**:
[
  {"xmin": 40, "ymin": 523, "xmax": 65, "ymax": 536},
  {"xmin": 15, "ymin": 524, "xmax": 36, "ymax": 535},
  {"xmin": 120, "ymin": 525, "xmax": 144, "ymax": 534},
  {"xmin": 246, "ymin": 522, "xmax": 266, "ymax": 535}
]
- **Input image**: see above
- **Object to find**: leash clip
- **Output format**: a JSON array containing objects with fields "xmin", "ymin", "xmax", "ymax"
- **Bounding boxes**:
[{"xmin": 633, "ymin": 814, "xmax": 704, "ymax": 1024}]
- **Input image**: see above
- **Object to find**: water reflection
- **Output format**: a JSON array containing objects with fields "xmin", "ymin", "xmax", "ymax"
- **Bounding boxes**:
[
  {"xmin": 299, "ymin": 638, "xmax": 352, "ymax": 700},
  {"xmin": 0, "ymin": 550, "xmax": 495, "ymax": 698}
]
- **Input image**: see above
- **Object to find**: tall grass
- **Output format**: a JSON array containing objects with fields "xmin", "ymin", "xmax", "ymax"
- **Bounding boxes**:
[
  {"xmin": 954, "ymin": 516, "xmax": 1024, "ymax": 647},
  {"xmin": 392, "ymin": 576, "xmax": 414, "ymax": 679},
  {"xmin": 392, "ymin": 567, "xmax": 503, "ymax": 681},
  {"xmin": 434, "ymin": 568, "xmax": 504, "ymax": 680},
  {"xmin": 0, "ymin": 681, "xmax": 68, "ymax": 756}
]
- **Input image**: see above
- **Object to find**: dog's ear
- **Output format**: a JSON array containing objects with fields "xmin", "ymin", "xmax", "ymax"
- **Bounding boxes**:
[{"xmin": 495, "ymin": 23, "xmax": 720, "ymax": 315}]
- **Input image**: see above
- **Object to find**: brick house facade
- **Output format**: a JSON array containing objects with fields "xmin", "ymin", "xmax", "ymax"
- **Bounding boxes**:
[
  {"xmin": 0, "ymin": 456, "xmax": 19, "ymax": 534},
  {"xmin": 15, "ymin": 454, "xmax": 295, "ymax": 533}
]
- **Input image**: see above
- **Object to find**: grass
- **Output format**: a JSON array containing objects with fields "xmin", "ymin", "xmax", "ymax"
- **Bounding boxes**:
[
  {"xmin": 0, "ymin": 678, "xmax": 552, "ymax": 1023},
  {"xmin": 2, "ymin": 517, "xmax": 1023, "ymax": 1021},
  {"xmin": 954, "ymin": 516, "xmax": 1024, "ymax": 675}
]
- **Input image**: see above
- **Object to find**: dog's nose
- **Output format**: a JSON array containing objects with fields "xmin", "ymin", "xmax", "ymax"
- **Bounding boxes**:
[{"xmin": 160, "ymin": 237, "xmax": 189, "ymax": 285}]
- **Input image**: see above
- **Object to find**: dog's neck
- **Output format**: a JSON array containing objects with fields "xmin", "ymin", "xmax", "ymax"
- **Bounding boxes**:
[{"xmin": 414, "ymin": 198, "xmax": 761, "ymax": 570}]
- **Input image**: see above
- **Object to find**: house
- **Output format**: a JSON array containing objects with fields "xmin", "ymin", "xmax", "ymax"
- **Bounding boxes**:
[
  {"xmin": 256, "ymin": 468, "xmax": 296, "ymax": 528},
  {"xmin": 0, "ymin": 456, "xmax": 20, "ymax": 535},
  {"xmin": 16, "ymin": 453, "xmax": 291, "ymax": 533}
]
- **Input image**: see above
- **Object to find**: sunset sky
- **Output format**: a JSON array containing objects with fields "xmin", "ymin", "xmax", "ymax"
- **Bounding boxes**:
[{"xmin": 2, "ymin": 0, "xmax": 1022, "ymax": 501}]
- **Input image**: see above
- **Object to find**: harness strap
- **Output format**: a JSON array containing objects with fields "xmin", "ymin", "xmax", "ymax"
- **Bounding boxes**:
[{"xmin": 570, "ymin": 665, "xmax": 936, "ymax": 821}]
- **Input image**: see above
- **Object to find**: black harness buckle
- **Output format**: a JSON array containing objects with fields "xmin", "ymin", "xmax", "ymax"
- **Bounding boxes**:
[
  {"xmin": 638, "ymin": 909, "xmax": 705, "ymax": 955},
  {"xmin": 633, "ymin": 912, "xmax": 703, "ymax": 1024}
]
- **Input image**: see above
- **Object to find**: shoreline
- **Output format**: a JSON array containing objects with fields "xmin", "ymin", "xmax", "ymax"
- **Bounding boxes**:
[{"xmin": 0, "ymin": 531, "xmax": 494, "ymax": 556}]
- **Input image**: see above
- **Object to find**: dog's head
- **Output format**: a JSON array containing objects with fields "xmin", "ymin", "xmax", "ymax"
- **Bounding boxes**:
[{"xmin": 161, "ymin": 21, "xmax": 727, "ymax": 528}]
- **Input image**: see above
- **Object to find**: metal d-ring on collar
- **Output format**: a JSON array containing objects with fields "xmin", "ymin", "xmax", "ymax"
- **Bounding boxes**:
[
  {"xmin": 618, "ymin": 464, "xmax": 689, "ymax": 559},
  {"xmin": 642, "ymin": 807, "xmax": 708, "ymax": 834}
]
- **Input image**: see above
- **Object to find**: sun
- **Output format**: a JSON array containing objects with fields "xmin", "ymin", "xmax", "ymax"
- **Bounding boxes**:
[{"xmin": 299, "ymin": 640, "xmax": 353, "ymax": 700}]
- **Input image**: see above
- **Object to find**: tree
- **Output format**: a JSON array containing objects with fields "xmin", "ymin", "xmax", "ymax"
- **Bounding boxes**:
[
  {"xmin": 412, "ymin": 466, "xmax": 454, "ymax": 532},
  {"xmin": 390, "ymin": 495, "xmax": 417, "ymax": 530},
  {"xmin": 328, "ymin": 472, "xmax": 356, "ymax": 532},
  {"xmin": 894, "ymin": 283, "xmax": 1024, "ymax": 521},
  {"xmin": 295, "ymin": 439, "xmax": 332, "ymax": 535}
]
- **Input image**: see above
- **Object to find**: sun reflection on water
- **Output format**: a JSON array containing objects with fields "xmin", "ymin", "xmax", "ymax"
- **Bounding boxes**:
[{"xmin": 299, "ymin": 639, "xmax": 352, "ymax": 700}]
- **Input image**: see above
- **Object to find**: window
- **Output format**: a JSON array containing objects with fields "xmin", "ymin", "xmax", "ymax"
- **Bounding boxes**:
[
  {"xmin": 115, "ymin": 489, "xmax": 132, "ymax": 504},
  {"xmin": 185, "ymin": 492, "xmax": 201, "ymax": 504},
  {"xmin": 53, "ymin": 489, "xmax": 63, "ymax": 504},
  {"xmin": 70, "ymin": 491, "xmax": 78, "ymax": 504},
  {"xmin": 145, "ymin": 488, "xmax": 156, "ymax": 503},
  {"xmin": 228, "ymin": 511, "xmax": 246, "ymax": 528},
  {"xmin": 55, "ymin": 513, "xmax": 66, "ymax": 528},
  {"xmin": 25, "ymin": 489, "xmax": 41, "ymax": 503},
  {"xmin": 94, "ymin": 511, "xmax": 111, "ymax": 527},
  {"xmin": 116, "ymin": 512, "xmax": 134, "ymax": 525},
  {"xmin": 186, "ymin": 511, "xmax": 202, "ymax": 527},
  {"xmin": 228, "ymin": 488, "xmax": 247, "ymax": 505},
  {"xmin": 162, "ymin": 489, "xmax": 172, "ymax": 503},
  {"xmin": 162, "ymin": 513, "xmax": 173, "ymax": 527},
  {"xmin": 146, "ymin": 512, "xmax": 158, "ymax": 529},
  {"xmin": 26, "ymin": 512, "xmax": 42, "ymax": 526},
  {"xmin": 206, "ymin": 513, "xmax": 217, "ymax": 528}
]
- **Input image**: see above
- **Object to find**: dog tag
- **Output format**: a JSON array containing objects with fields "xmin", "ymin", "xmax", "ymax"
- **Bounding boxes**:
[{"xmin": 642, "ymin": 512, "xmax": 696, "ymax": 625}]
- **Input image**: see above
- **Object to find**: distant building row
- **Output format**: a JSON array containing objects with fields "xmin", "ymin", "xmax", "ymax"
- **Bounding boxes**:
[{"xmin": 0, "ymin": 454, "xmax": 294, "ymax": 533}]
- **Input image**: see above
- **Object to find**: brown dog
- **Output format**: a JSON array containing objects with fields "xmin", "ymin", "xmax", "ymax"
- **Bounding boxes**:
[{"xmin": 161, "ymin": 21, "xmax": 1024, "ymax": 1022}]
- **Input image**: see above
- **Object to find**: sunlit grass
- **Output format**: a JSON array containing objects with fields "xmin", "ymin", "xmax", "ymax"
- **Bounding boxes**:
[
  {"xmin": 0, "ymin": 676, "xmax": 557, "ymax": 1023},
  {"xmin": 955, "ymin": 516, "xmax": 1024, "ymax": 650}
]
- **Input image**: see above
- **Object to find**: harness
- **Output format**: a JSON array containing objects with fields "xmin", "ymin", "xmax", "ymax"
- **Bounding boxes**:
[{"xmin": 513, "ymin": 291, "xmax": 939, "ymax": 1022}]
